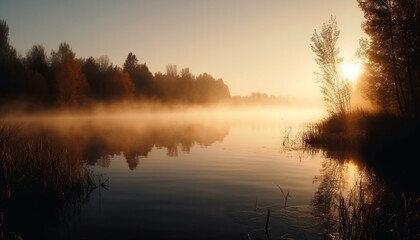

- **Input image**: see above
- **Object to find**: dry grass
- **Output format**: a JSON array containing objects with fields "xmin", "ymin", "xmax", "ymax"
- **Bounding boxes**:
[
  {"xmin": 312, "ymin": 163, "xmax": 420, "ymax": 240},
  {"xmin": 0, "ymin": 124, "xmax": 91, "ymax": 194},
  {"xmin": 306, "ymin": 110, "xmax": 420, "ymax": 240},
  {"xmin": 336, "ymin": 177, "xmax": 384, "ymax": 240},
  {"xmin": 0, "ymin": 123, "xmax": 105, "ymax": 239},
  {"xmin": 0, "ymin": 122, "xmax": 108, "ymax": 213},
  {"xmin": 302, "ymin": 110, "xmax": 420, "ymax": 163},
  {"xmin": 302, "ymin": 110, "xmax": 371, "ymax": 150}
]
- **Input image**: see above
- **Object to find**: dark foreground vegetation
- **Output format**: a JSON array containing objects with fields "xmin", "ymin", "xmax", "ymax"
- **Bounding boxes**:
[
  {"xmin": 304, "ymin": 112, "xmax": 420, "ymax": 239},
  {"xmin": 0, "ymin": 125, "xmax": 99, "ymax": 239},
  {"xmin": 0, "ymin": 119, "xmax": 228, "ymax": 239},
  {"xmin": 311, "ymin": 154, "xmax": 420, "ymax": 240},
  {"xmin": 307, "ymin": 0, "xmax": 420, "ymax": 188},
  {"xmin": 304, "ymin": 111, "xmax": 419, "ymax": 155},
  {"xmin": 304, "ymin": 110, "xmax": 419, "ymax": 191},
  {"xmin": 308, "ymin": 0, "xmax": 420, "ymax": 239}
]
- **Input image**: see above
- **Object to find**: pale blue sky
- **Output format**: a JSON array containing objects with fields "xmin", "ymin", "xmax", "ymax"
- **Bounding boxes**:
[{"xmin": 0, "ymin": 0, "xmax": 364, "ymax": 97}]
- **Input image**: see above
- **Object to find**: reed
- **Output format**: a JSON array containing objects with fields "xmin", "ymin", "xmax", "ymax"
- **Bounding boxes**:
[
  {"xmin": 336, "ymin": 177, "xmax": 383, "ymax": 239},
  {"xmin": 0, "ymin": 124, "xmax": 89, "ymax": 194},
  {"xmin": 320, "ymin": 175, "xmax": 420, "ymax": 239},
  {"xmin": 302, "ymin": 110, "xmax": 371, "ymax": 150},
  {"xmin": 276, "ymin": 184, "xmax": 290, "ymax": 208},
  {"xmin": 302, "ymin": 110, "xmax": 420, "ymax": 183},
  {"xmin": 0, "ymin": 123, "xmax": 103, "ymax": 239}
]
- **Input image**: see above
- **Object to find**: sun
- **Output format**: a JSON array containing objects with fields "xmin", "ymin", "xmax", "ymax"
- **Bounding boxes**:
[{"xmin": 341, "ymin": 61, "xmax": 363, "ymax": 83}]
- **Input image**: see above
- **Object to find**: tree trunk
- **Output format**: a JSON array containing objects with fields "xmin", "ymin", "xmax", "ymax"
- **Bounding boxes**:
[{"xmin": 387, "ymin": 0, "xmax": 407, "ymax": 113}]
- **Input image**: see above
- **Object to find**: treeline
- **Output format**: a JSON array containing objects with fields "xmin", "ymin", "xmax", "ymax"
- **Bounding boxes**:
[
  {"xmin": 357, "ymin": 0, "xmax": 420, "ymax": 115},
  {"xmin": 0, "ymin": 20, "xmax": 230, "ymax": 109},
  {"xmin": 231, "ymin": 92, "xmax": 314, "ymax": 107},
  {"xmin": 232, "ymin": 92, "xmax": 288, "ymax": 106}
]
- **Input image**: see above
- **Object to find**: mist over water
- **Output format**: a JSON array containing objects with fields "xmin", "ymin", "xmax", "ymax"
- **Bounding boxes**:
[
  {"xmin": 1, "ymin": 1, "xmax": 419, "ymax": 238},
  {"xmin": 3, "ymin": 106, "xmax": 324, "ymax": 172},
  {"xmin": 1, "ymin": 106, "xmax": 416, "ymax": 239},
  {"xmin": 1, "ymin": 107, "xmax": 330, "ymax": 240}
]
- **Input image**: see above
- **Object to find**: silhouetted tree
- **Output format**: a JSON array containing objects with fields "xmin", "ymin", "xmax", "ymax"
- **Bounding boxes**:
[
  {"xmin": 166, "ymin": 64, "xmax": 178, "ymax": 78},
  {"xmin": 179, "ymin": 68, "xmax": 197, "ymax": 102},
  {"xmin": 0, "ymin": 20, "xmax": 232, "ymax": 109},
  {"xmin": 19, "ymin": 45, "xmax": 50, "ymax": 103},
  {"xmin": 50, "ymin": 42, "xmax": 75, "ymax": 67},
  {"xmin": 358, "ymin": 0, "xmax": 420, "ymax": 114},
  {"xmin": 108, "ymin": 68, "xmax": 135, "ymax": 100},
  {"xmin": 164, "ymin": 64, "xmax": 179, "ymax": 99},
  {"xmin": 50, "ymin": 43, "xmax": 89, "ymax": 106},
  {"xmin": 25, "ymin": 45, "xmax": 48, "ymax": 74},
  {"xmin": 82, "ymin": 57, "xmax": 106, "ymax": 101},
  {"xmin": 54, "ymin": 57, "xmax": 87, "ymax": 106},
  {"xmin": 357, "ymin": 38, "xmax": 398, "ymax": 111},
  {"xmin": 196, "ymin": 73, "xmax": 231, "ymax": 103},
  {"xmin": 123, "ymin": 52, "xmax": 153, "ymax": 96},
  {"xmin": 123, "ymin": 52, "xmax": 138, "ymax": 73},
  {"xmin": 96, "ymin": 55, "xmax": 110, "ymax": 72},
  {"xmin": 0, "ymin": 20, "xmax": 16, "ymax": 67},
  {"xmin": 311, "ymin": 16, "xmax": 352, "ymax": 115},
  {"xmin": 0, "ymin": 20, "xmax": 19, "ymax": 98}
]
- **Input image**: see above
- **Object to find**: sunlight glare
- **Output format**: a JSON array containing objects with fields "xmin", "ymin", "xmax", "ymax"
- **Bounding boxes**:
[{"xmin": 341, "ymin": 62, "xmax": 363, "ymax": 82}]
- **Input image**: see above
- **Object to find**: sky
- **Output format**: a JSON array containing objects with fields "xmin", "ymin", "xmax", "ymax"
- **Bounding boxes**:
[{"xmin": 0, "ymin": 0, "xmax": 365, "ymax": 98}]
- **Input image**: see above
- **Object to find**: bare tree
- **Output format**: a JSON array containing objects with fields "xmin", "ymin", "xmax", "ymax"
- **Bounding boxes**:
[{"xmin": 165, "ymin": 64, "xmax": 178, "ymax": 77}]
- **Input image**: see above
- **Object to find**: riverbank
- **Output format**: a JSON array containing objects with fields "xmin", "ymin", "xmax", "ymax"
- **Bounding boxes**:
[
  {"xmin": 303, "ymin": 110, "xmax": 420, "ymax": 188},
  {"xmin": 303, "ymin": 110, "xmax": 420, "ymax": 239},
  {"xmin": 303, "ymin": 111, "xmax": 418, "ymax": 156}
]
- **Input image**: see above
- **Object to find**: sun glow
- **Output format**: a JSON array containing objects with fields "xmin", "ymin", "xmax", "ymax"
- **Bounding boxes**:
[{"xmin": 341, "ymin": 61, "xmax": 363, "ymax": 82}]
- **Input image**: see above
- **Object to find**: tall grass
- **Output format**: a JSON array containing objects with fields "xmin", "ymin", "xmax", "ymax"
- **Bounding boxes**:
[
  {"xmin": 302, "ymin": 110, "xmax": 371, "ymax": 150},
  {"xmin": 337, "ymin": 177, "xmax": 384, "ymax": 240},
  {"xmin": 0, "ymin": 123, "xmax": 101, "ymax": 239},
  {"xmin": 302, "ymin": 110, "xmax": 420, "ymax": 187},
  {"xmin": 0, "ymin": 124, "xmax": 91, "ymax": 194},
  {"xmin": 311, "ymin": 156, "xmax": 420, "ymax": 239},
  {"xmin": 335, "ymin": 180, "xmax": 420, "ymax": 239},
  {"xmin": 303, "ymin": 110, "xmax": 420, "ymax": 152}
]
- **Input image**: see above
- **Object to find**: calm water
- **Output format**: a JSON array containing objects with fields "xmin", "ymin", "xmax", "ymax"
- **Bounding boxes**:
[{"xmin": 1, "ymin": 108, "xmax": 373, "ymax": 240}]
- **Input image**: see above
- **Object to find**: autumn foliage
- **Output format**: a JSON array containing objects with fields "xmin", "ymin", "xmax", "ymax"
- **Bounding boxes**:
[{"xmin": 0, "ymin": 20, "xmax": 231, "ymax": 110}]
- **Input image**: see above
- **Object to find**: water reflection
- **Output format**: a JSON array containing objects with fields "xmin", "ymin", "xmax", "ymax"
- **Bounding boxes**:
[
  {"xmin": 311, "ymin": 151, "xmax": 420, "ymax": 239},
  {"xmin": 0, "ymin": 118, "xmax": 230, "ymax": 239},
  {"xmin": 3, "ymin": 112, "xmax": 418, "ymax": 240},
  {"xmin": 311, "ymin": 158, "xmax": 382, "ymax": 238},
  {"xmin": 0, "ymin": 124, "xmax": 105, "ymax": 240},
  {"xmin": 81, "ymin": 121, "xmax": 229, "ymax": 170},
  {"xmin": 16, "ymin": 118, "xmax": 230, "ymax": 170}
]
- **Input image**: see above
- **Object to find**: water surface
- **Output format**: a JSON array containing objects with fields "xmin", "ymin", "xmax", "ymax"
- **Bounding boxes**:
[{"xmin": 2, "ymin": 108, "xmax": 344, "ymax": 239}]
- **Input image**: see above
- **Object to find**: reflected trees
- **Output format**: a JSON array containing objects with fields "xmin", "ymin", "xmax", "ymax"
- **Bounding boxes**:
[
  {"xmin": 0, "ymin": 119, "xmax": 230, "ymax": 238},
  {"xmin": 2, "ymin": 119, "xmax": 229, "ymax": 171},
  {"xmin": 312, "ymin": 154, "xmax": 420, "ymax": 239}
]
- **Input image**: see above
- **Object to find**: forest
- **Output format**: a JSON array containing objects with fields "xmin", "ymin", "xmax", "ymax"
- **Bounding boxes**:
[
  {"xmin": 0, "ymin": 20, "xmax": 231, "ymax": 111},
  {"xmin": 358, "ymin": 0, "xmax": 419, "ymax": 115},
  {"xmin": 305, "ymin": 0, "xmax": 420, "ymax": 168},
  {"xmin": 0, "ymin": 1, "xmax": 419, "ymax": 239},
  {"xmin": 310, "ymin": 1, "xmax": 419, "ymax": 117},
  {"xmin": 304, "ymin": 2, "xmax": 420, "ymax": 238}
]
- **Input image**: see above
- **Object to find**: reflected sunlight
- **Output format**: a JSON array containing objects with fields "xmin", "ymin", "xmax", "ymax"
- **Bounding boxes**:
[{"xmin": 344, "ymin": 160, "xmax": 360, "ymax": 185}]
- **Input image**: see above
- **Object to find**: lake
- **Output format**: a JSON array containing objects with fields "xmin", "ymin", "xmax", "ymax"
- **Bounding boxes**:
[{"xmin": 0, "ymin": 108, "xmax": 392, "ymax": 240}]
